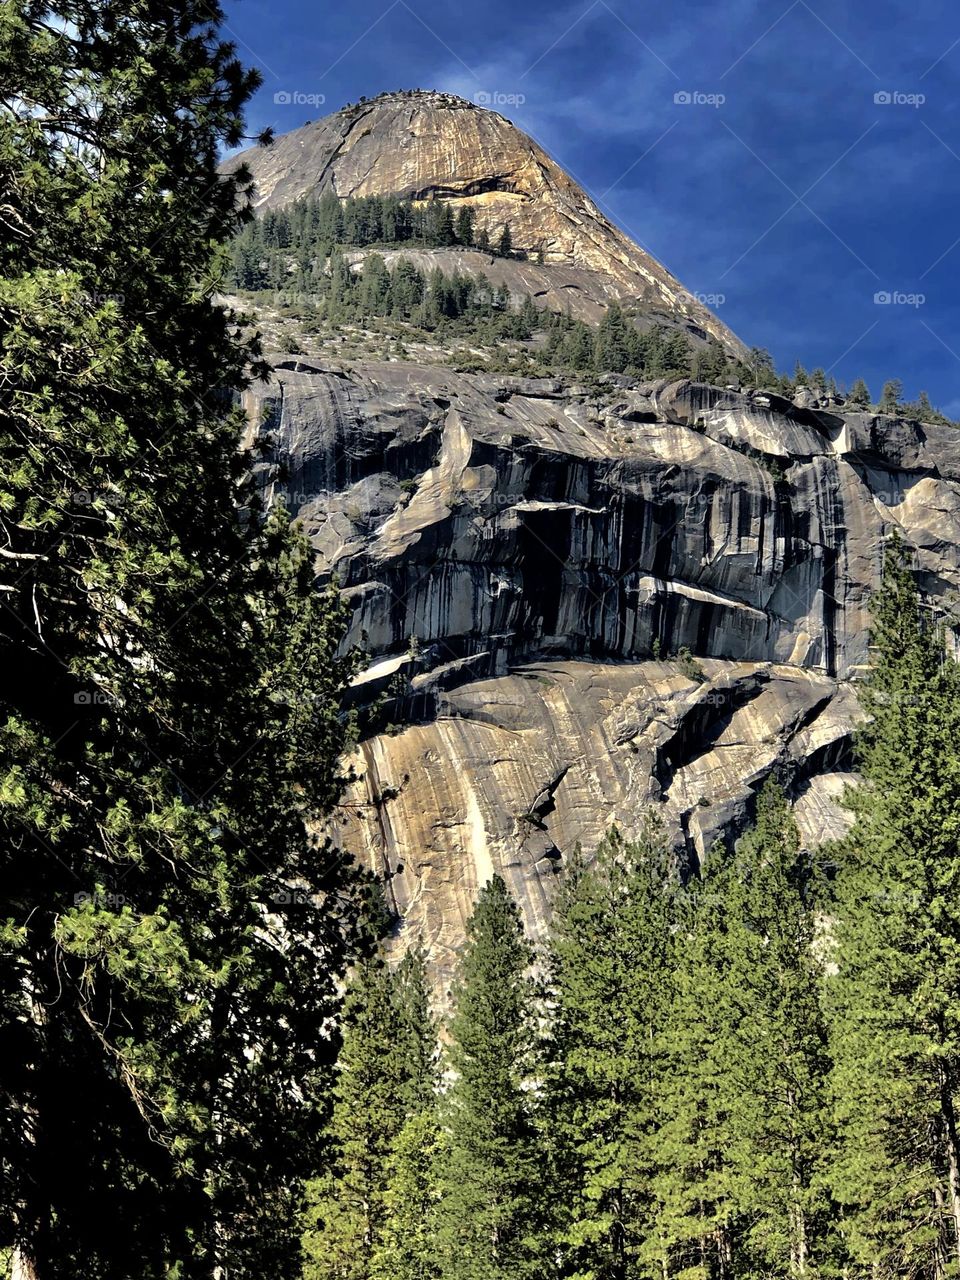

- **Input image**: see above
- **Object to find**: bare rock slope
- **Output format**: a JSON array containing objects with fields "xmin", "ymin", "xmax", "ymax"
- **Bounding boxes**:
[
  {"xmin": 225, "ymin": 89, "xmax": 744, "ymax": 351},
  {"xmin": 246, "ymin": 357, "xmax": 960, "ymax": 980},
  {"xmin": 228, "ymin": 89, "xmax": 960, "ymax": 974}
]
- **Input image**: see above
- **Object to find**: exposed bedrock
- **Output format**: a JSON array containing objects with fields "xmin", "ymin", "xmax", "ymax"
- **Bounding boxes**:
[
  {"xmin": 249, "ymin": 361, "xmax": 960, "ymax": 682},
  {"xmin": 223, "ymin": 89, "xmax": 745, "ymax": 352},
  {"xmin": 245, "ymin": 358, "xmax": 960, "ymax": 967},
  {"xmin": 331, "ymin": 659, "xmax": 859, "ymax": 989}
]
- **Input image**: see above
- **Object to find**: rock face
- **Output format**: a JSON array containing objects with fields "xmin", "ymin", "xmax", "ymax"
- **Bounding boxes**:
[
  {"xmin": 251, "ymin": 361, "xmax": 960, "ymax": 681},
  {"xmin": 224, "ymin": 90, "xmax": 745, "ymax": 352},
  {"xmin": 229, "ymin": 87, "xmax": 960, "ymax": 977},
  {"xmin": 246, "ymin": 357, "xmax": 960, "ymax": 981},
  {"xmin": 332, "ymin": 658, "xmax": 858, "ymax": 988}
]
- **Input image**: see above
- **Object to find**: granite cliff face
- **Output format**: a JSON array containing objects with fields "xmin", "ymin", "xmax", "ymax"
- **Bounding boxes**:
[
  {"xmin": 245, "ymin": 358, "xmax": 960, "ymax": 983},
  {"xmin": 225, "ymin": 90, "xmax": 744, "ymax": 352},
  {"xmin": 228, "ymin": 90, "xmax": 960, "ymax": 982}
]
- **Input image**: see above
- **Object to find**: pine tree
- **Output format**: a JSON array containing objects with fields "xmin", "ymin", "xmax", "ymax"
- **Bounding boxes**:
[
  {"xmin": 455, "ymin": 206, "xmax": 475, "ymax": 248},
  {"xmin": 328, "ymin": 246, "xmax": 355, "ymax": 319},
  {"xmin": 437, "ymin": 877, "xmax": 544, "ymax": 1280},
  {"xmin": 519, "ymin": 294, "xmax": 540, "ymax": 333},
  {"xmin": 497, "ymin": 224, "xmax": 513, "ymax": 258},
  {"xmin": 359, "ymin": 253, "xmax": 391, "ymax": 315},
  {"xmin": 916, "ymin": 389, "xmax": 936, "ymax": 420},
  {"xmin": 437, "ymin": 204, "xmax": 456, "ymax": 247},
  {"xmin": 566, "ymin": 322, "xmax": 596, "ymax": 371},
  {"xmin": 653, "ymin": 859, "xmax": 742, "ymax": 1277},
  {"xmin": 372, "ymin": 1110, "xmax": 445, "ymax": 1280},
  {"xmin": 654, "ymin": 792, "xmax": 833, "ymax": 1278},
  {"xmin": 595, "ymin": 302, "xmax": 632, "ymax": 373},
  {"xmin": 303, "ymin": 947, "xmax": 436, "ymax": 1280},
  {"xmin": 700, "ymin": 338, "xmax": 729, "ymax": 385},
  {"xmin": 370, "ymin": 947, "xmax": 442, "ymax": 1280},
  {"xmin": 544, "ymin": 824, "xmax": 675, "ymax": 1280},
  {"xmin": 827, "ymin": 534, "xmax": 960, "ymax": 1276},
  {"xmin": 303, "ymin": 958, "xmax": 397, "ymax": 1280},
  {"xmin": 747, "ymin": 346, "xmax": 778, "ymax": 388},
  {"xmin": 393, "ymin": 947, "xmax": 438, "ymax": 1111},
  {"xmin": 476, "ymin": 226, "xmax": 491, "ymax": 253},
  {"xmin": 0, "ymin": 5, "xmax": 363, "ymax": 1277},
  {"xmin": 879, "ymin": 377, "xmax": 904, "ymax": 414},
  {"xmin": 661, "ymin": 329, "xmax": 694, "ymax": 378},
  {"xmin": 846, "ymin": 377, "xmax": 872, "ymax": 408},
  {"xmin": 716, "ymin": 783, "xmax": 833, "ymax": 1276},
  {"xmin": 304, "ymin": 946, "xmax": 438, "ymax": 1280}
]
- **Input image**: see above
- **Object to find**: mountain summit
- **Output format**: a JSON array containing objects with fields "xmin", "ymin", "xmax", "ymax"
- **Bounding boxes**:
[{"xmin": 225, "ymin": 89, "xmax": 745, "ymax": 353}]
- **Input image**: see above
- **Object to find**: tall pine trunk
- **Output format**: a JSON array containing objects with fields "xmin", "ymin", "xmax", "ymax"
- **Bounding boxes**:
[
  {"xmin": 787, "ymin": 1088, "xmax": 809, "ymax": 1277},
  {"xmin": 11, "ymin": 1249, "xmax": 39, "ymax": 1280},
  {"xmin": 937, "ymin": 1064, "xmax": 960, "ymax": 1269}
]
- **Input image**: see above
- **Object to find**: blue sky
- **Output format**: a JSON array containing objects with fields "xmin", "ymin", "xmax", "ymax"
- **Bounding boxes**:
[{"xmin": 224, "ymin": 0, "xmax": 960, "ymax": 411}]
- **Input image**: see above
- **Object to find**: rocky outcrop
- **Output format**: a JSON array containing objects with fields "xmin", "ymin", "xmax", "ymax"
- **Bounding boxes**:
[
  {"xmin": 331, "ymin": 658, "xmax": 858, "ymax": 987},
  {"xmin": 245, "ymin": 355, "xmax": 960, "ymax": 973},
  {"xmin": 250, "ymin": 360, "xmax": 960, "ymax": 681},
  {"xmin": 223, "ymin": 90, "xmax": 745, "ymax": 352},
  {"xmin": 226, "ymin": 87, "xmax": 960, "ymax": 972}
]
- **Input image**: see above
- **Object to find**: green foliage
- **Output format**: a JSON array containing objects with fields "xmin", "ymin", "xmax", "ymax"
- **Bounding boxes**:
[
  {"xmin": 652, "ymin": 863, "xmax": 742, "ymax": 1278},
  {"xmin": 726, "ymin": 786, "xmax": 832, "ymax": 1273},
  {"xmin": 455, "ymin": 206, "xmax": 475, "ymax": 248},
  {"xmin": 542, "ymin": 307, "xmax": 706, "ymax": 380},
  {"xmin": 371, "ymin": 1109, "xmax": 445, "ymax": 1280},
  {"xmin": 826, "ymin": 534, "xmax": 960, "ymax": 1275},
  {"xmin": 846, "ymin": 377, "xmax": 872, "ymax": 408},
  {"xmin": 437, "ymin": 877, "xmax": 545, "ymax": 1280},
  {"xmin": 228, "ymin": 190, "xmax": 517, "ymax": 289},
  {"xmin": 746, "ymin": 346, "xmax": 779, "ymax": 388},
  {"xmin": 303, "ymin": 949, "xmax": 437, "ymax": 1280},
  {"xmin": 239, "ymin": 250, "xmax": 534, "ymax": 340},
  {"xmin": 879, "ymin": 377, "xmax": 904, "ymax": 414},
  {"xmin": 675, "ymin": 645, "xmax": 707, "ymax": 683},
  {"xmin": 652, "ymin": 787, "xmax": 832, "ymax": 1278},
  {"xmin": 0, "ymin": 4, "xmax": 365, "ymax": 1277},
  {"xmin": 544, "ymin": 824, "xmax": 675, "ymax": 1280}
]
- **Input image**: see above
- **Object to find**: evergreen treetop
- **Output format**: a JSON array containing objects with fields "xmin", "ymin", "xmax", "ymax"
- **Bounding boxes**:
[{"xmin": 438, "ymin": 877, "xmax": 544, "ymax": 1280}]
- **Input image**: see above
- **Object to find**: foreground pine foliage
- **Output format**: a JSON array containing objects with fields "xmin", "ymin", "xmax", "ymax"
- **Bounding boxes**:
[{"xmin": 0, "ymin": 3, "xmax": 367, "ymax": 1277}]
